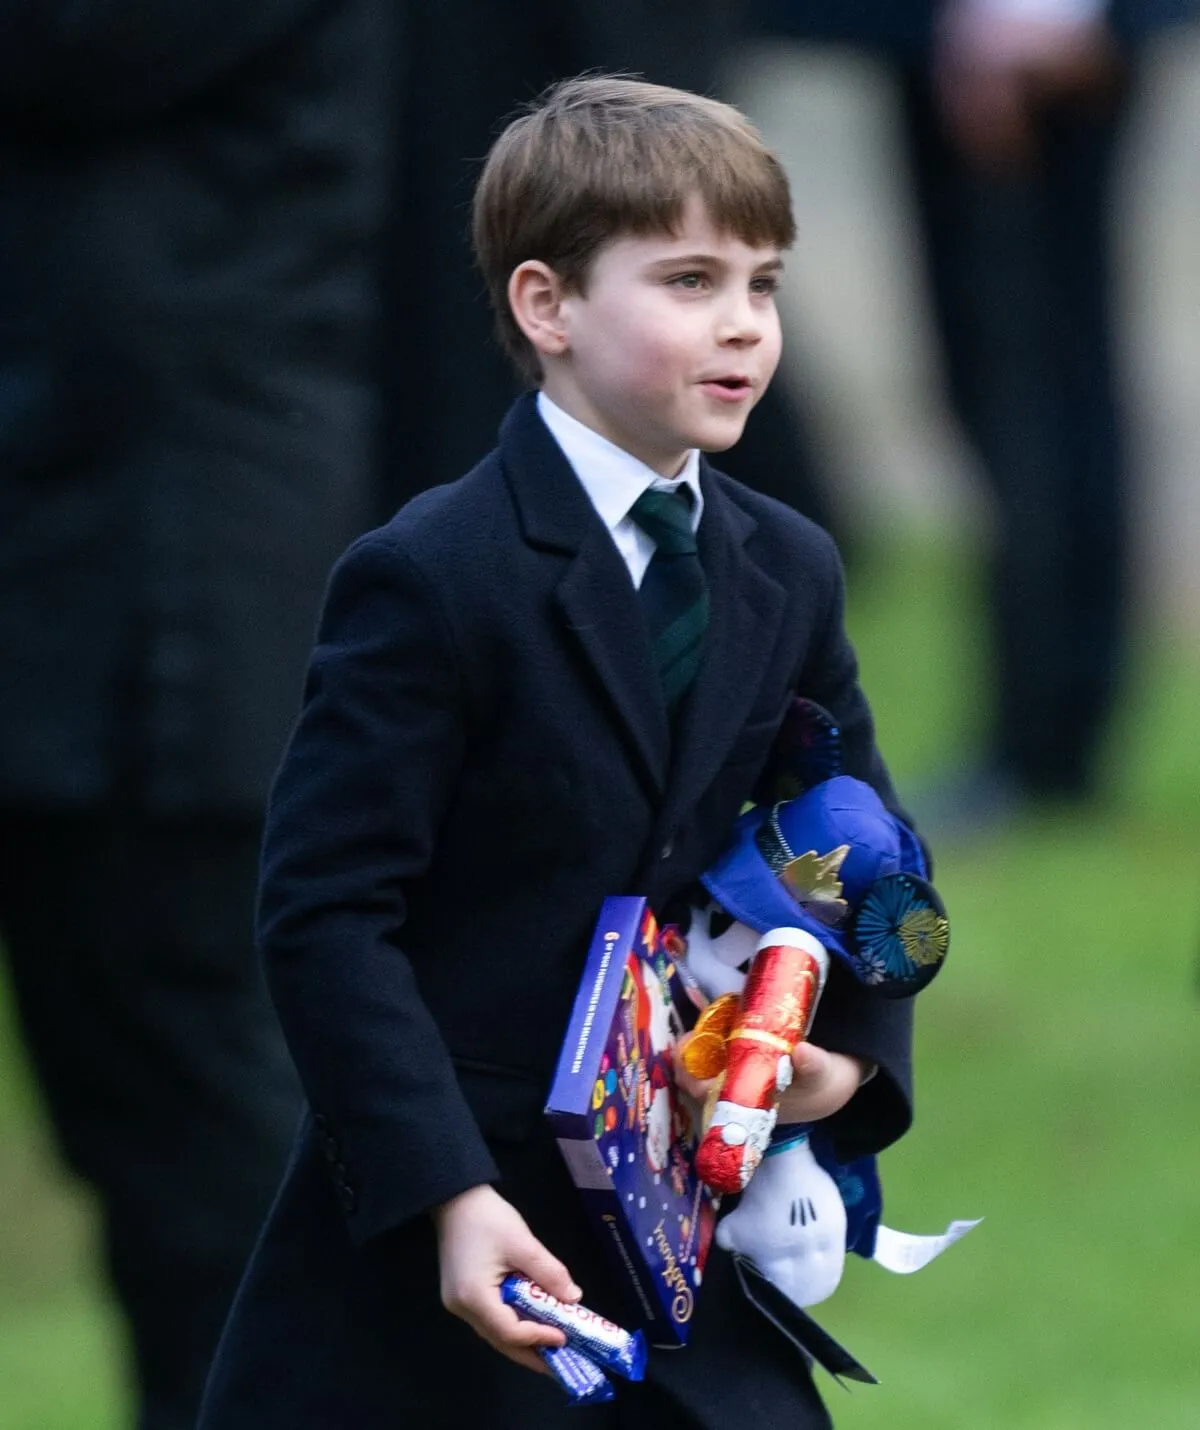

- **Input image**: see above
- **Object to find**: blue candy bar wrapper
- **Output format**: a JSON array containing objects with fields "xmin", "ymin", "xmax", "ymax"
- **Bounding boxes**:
[
  {"xmin": 544, "ymin": 897, "xmax": 717, "ymax": 1346},
  {"xmin": 539, "ymin": 1344, "xmax": 616, "ymax": 1404},
  {"xmin": 501, "ymin": 1275, "xmax": 647, "ymax": 1381}
]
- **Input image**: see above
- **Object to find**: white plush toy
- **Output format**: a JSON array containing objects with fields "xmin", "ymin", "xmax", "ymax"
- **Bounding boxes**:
[
  {"xmin": 720, "ymin": 1130, "xmax": 848, "ymax": 1308},
  {"xmin": 674, "ymin": 704, "xmax": 977, "ymax": 1319}
]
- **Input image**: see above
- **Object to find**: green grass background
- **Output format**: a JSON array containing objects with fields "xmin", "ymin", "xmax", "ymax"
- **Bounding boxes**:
[{"xmin": 1, "ymin": 532, "xmax": 1198, "ymax": 1429}]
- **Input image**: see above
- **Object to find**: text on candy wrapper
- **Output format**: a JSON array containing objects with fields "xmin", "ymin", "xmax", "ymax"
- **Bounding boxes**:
[
  {"xmin": 527, "ymin": 1283, "xmax": 621, "ymax": 1336},
  {"xmin": 570, "ymin": 932, "xmax": 620, "ymax": 1075}
]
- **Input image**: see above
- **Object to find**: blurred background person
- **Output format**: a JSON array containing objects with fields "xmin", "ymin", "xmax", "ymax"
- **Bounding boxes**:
[
  {"xmin": 744, "ymin": 0, "xmax": 1194, "ymax": 817},
  {"xmin": 0, "ymin": 3, "xmax": 396, "ymax": 1426}
]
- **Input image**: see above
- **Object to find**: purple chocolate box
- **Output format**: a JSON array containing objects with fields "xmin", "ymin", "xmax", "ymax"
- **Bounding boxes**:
[{"xmin": 545, "ymin": 896, "xmax": 717, "ymax": 1346}]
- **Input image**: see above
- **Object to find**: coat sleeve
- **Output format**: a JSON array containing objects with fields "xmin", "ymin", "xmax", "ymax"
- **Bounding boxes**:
[
  {"xmin": 0, "ymin": 0, "xmax": 324, "ymax": 123},
  {"xmin": 791, "ymin": 531, "xmax": 919, "ymax": 1161},
  {"xmin": 258, "ymin": 532, "xmax": 499, "ymax": 1246}
]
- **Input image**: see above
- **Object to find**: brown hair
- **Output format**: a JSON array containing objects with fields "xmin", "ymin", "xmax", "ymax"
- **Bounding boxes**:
[{"xmin": 472, "ymin": 74, "xmax": 797, "ymax": 385}]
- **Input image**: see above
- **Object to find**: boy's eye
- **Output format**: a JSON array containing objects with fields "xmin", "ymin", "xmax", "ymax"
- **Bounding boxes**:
[
  {"xmin": 750, "ymin": 275, "xmax": 780, "ymax": 297},
  {"xmin": 668, "ymin": 272, "xmax": 707, "ymax": 290}
]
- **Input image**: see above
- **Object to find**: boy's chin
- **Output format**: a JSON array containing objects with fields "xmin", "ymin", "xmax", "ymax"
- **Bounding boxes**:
[
  {"xmin": 693, "ymin": 406, "xmax": 758, "ymax": 455},
  {"xmin": 689, "ymin": 417, "xmax": 755, "ymax": 454},
  {"xmin": 698, "ymin": 426, "xmax": 748, "ymax": 455}
]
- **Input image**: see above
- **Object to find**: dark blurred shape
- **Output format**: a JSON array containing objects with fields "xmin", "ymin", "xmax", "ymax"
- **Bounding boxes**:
[
  {"xmin": 754, "ymin": 0, "xmax": 1196, "ymax": 54},
  {"xmin": 378, "ymin": 0, "xmax": 840, "ymax": 539},
  {"xmin": 902, "ymin": 53, "xmax": 1126, "ymax": 799},
  {"xmin": 751, "ymin": 0, "xmax": 1196, "ymax": 804},
  {"xmin": 0, "ymin": 2, "xmax": 396, "ymax": 1426}
]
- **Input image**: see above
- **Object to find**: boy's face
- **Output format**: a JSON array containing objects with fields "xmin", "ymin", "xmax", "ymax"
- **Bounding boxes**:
[{"xmin": 543, "ymin": 195, "xmax": 784, "ymax": 476}]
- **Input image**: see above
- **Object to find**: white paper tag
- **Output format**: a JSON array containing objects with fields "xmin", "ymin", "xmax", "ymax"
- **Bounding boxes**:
[{"xmin": 871, "ymin": 1218, "xmax": 983, "ymax": 1274}]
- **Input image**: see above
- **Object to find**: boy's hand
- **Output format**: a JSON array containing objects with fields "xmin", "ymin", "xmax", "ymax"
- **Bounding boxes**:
[
  {"xmin": 674, "ymin": 1035, "xmax": 871, "ymax": 1125},
  {"xmin": 432, "ymin": 1184, "xmax": 582, "ymax": 1375},
  {"xmin": 776, "ymin": 1043, "xmax": 872, "ymax": 1124}
]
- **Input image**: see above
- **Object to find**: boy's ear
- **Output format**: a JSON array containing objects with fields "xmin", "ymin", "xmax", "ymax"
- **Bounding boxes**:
[{"xmin": 508, "ymin": 260, "xmax": 570, "ymax": 360}]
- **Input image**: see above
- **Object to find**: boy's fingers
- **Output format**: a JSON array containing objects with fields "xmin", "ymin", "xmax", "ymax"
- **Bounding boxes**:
[
  {"xmin": 466, "ymin": 1290, "xmax": 560, "ymax": 1348},
  {"xmin": 781, "ymin": 1046, "xmax": 865, "ymax": 1122},
  {"xmin": 508, "ymin": 1317, "xmax": 566, "ymax": 1353},
  {"xmin": 479, "ymin": 1328, "xmax": 555, "ymax": 1376},
  {"xmin": 497, "ymin": 1336, "xmax": 557, "ymax": 1376},
  {"xmin": 468, "ymin": 1300, "xmax": 564, "ymax": 1374},
  {"xmin": 517, "ymin": 1242, "xmax": 582, "ymax": 1303},
  {"xmin": 506, "ymin": 1346, "xmax": 553, "ymax": 1376},
  {"xmin": 790, "ymin": 1041, "xmax": 825, "ymax": 1080}
]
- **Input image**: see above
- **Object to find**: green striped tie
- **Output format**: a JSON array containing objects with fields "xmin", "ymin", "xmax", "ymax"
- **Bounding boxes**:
[{"xmin": 630, "ymin": 487, "xmax": 709, "ymax": 719}]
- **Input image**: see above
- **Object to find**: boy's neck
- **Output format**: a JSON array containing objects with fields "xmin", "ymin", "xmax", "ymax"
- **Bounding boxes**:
[{"xmin": 537, "ymin": 383, "xmax": 691, "ymax": 479}]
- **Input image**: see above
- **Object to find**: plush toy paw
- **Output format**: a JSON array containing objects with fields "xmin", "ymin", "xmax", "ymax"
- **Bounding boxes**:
[{"xmin": 716, "ymin": 1137, "xmax": 848, "ymax": 1308}]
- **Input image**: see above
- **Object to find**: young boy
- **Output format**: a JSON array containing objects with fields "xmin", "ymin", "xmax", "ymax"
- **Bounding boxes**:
[{"xmin": 199, "ymin": 76, "xmax": 919, "ymax": 1430}]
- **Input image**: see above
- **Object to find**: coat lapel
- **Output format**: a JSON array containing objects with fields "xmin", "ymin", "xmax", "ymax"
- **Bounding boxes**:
[
  {"xmin": 555, "ymin": 530, "xmax": 669, "ymax": 796},
  {"xmin": 499, "ymin": 397, "xmax": 669, "ymax": 797},
  {"xmin": 655, "ymin": 462, "xmax": 787, "ymax": 842}
]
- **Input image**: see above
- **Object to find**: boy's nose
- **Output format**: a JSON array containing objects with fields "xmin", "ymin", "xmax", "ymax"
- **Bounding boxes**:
[{"xmin": 715, "ymin": 298, "xmax": 762, "ymax": 346}]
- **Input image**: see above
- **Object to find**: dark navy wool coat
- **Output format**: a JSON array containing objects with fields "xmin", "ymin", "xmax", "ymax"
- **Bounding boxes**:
[{"xmin": 200, "ymin": 396, "xmax": 917, "ymax": 1429}]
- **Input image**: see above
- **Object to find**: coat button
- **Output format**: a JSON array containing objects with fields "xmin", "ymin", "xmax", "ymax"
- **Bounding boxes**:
[
  {"xmin": 660, "ymin": 839, "xmax": 674, "ymax": 860},
  {"xmin": 339, "ymin": 1185, "xmax": 357, "ymax": 1213}
]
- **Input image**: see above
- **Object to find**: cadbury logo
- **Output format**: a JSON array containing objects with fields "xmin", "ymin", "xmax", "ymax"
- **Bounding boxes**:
[{"xmin": 652, "ymin": 1220, "xmax": 694, "ymax": 1322}]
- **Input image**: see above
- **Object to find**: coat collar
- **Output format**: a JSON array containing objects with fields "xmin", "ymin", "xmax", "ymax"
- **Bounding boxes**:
[
  {"xmin": 498, "ymin": 394, "xmax": 787, "ymax": 826},
  {"xmin": 498, "ymin": 393, "xmax": 604, "ymax": 554}
]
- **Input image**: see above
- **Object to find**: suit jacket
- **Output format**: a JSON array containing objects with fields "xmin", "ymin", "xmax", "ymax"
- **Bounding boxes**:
[
  {"xmin": 200, "ymin": 395, "xmax": 915, "ymax": 1429},
  {"xmin": 0, "ymin": 0, "xmax": 395, "ymax": 813}
]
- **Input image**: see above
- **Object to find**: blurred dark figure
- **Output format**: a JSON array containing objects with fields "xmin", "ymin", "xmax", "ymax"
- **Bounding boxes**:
[
  {"xmin": 381, "ymin": 0, "xmax": 842, "ymax": 539},
  {"xmin": 754, "ymin": 0, "xmax": 1193, "ymax": 805},
  {"xmin": 0, "ymin": 4, "xmax": 395, "ymax": 1426}
]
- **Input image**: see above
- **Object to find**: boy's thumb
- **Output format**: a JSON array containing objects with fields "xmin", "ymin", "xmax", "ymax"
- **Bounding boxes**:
[
  {"xmin": 520, "ymin": 1239, "xmax": 582, "ymax": 1304},
  {"xmin": 791, "ymin": 1040, "xmax": 823, "ymax": 1077}
]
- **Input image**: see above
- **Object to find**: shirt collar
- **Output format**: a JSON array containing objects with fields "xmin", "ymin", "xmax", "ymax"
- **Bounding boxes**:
[{"xmin": 537, "ymin": 391, "xmax": 703, "ymax": 535}]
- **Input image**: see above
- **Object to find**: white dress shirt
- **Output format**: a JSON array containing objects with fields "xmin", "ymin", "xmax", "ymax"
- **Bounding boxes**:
[{"xmin": 536, "ymin": 391, "xmax": 703, "ymax": 590}]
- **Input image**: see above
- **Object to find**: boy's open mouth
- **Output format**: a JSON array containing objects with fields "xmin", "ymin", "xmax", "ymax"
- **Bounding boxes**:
[{"xmin": 700, "ymin": 375, "xmax": 754, "ymax": 400}]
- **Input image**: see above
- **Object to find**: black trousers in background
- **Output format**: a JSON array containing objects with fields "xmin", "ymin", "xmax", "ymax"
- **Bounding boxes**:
[
  {"xmin": 902, "ymin": 73, "xmax": 1130, "ymax": 796},
  {"xmin": 0, "ymin": 807, "xmax": 301, "ymax": 1430}
]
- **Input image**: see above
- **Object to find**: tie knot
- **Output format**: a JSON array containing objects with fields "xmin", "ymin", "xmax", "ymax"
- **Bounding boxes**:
[{"xmin": 629, "ymin": 486, "xmax": 697, "ymax": 555}]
